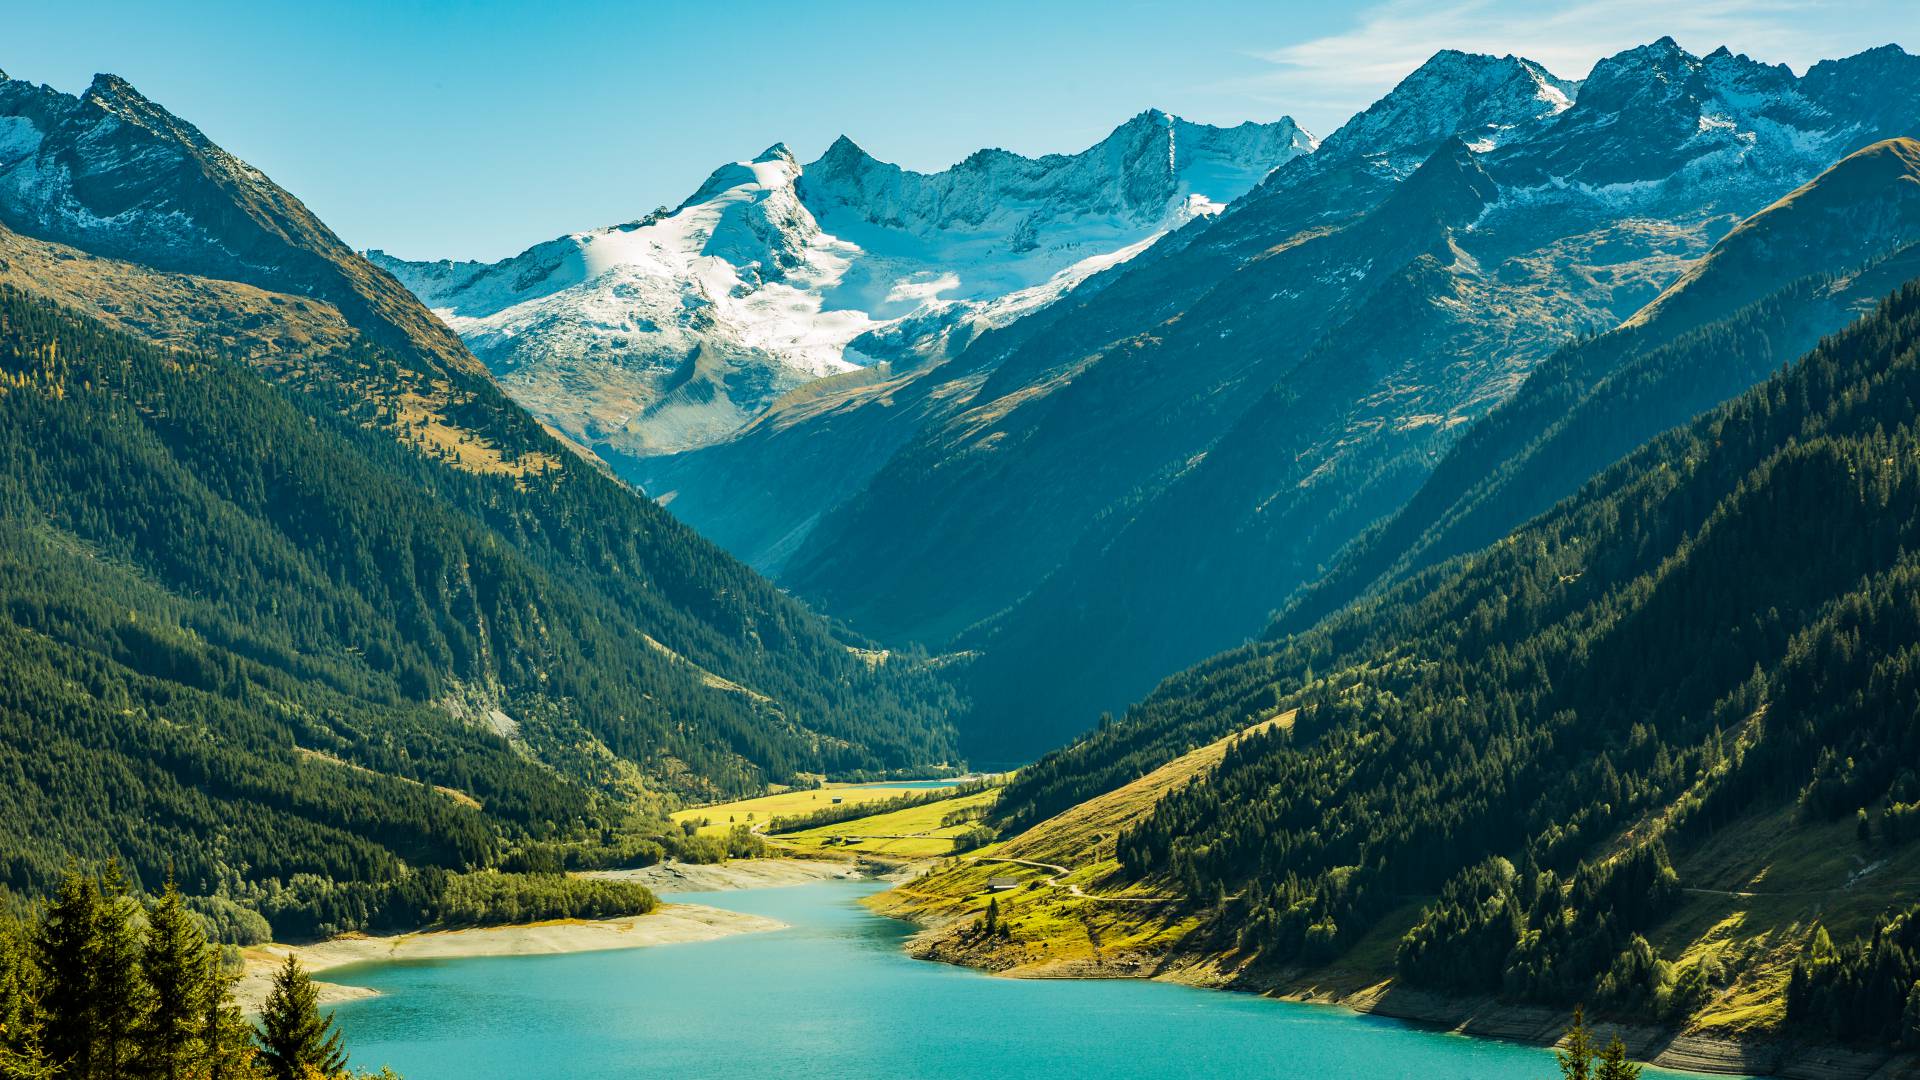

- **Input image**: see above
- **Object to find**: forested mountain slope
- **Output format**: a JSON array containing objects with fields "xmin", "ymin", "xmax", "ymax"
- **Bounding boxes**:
[
  {"xmin": 936, "ymin": 280, "xmax": 1920, "ymax": 1059},
  {"xmin": 767, "ymin": 42, "xmax": 1920, "ymax": 759},
  {"xmin": 0, "ymin": 68, "xmax": 963, "ymax": 919}
]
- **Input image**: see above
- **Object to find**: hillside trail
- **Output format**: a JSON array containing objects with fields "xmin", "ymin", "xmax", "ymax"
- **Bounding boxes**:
[{"xmin": 968, "ymin": 855, "xmax": 1181, "ymax": 903}]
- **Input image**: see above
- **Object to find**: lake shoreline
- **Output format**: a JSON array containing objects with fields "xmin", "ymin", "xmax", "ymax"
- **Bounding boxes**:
[
  {"xmin": 316, "ymin": 872, "xmax": 1826, "ymax": 1080},
  {"xmin": 238, "ymin": 856, "xmax": 878, "ymax": 1012},
  {"xmin": 579, "ymin": 852, "xmax": 896, "ymax": 893},
  {"xmin": 875, "ymin": 891, "xmax": 1913, "ymax": 1080}
]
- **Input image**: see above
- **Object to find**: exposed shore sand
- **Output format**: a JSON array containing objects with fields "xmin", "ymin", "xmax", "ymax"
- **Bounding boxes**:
[
  {"xmin": 582, "ymin": 854, "xmax": 874, "ymax": 893},
  {"xmin": 235, "ymin": 896, "xmax": 784, "ymax": 1012},
  {"xmin": 234, "ymin": 856, "xmax": 903, "ymax": 1012}
]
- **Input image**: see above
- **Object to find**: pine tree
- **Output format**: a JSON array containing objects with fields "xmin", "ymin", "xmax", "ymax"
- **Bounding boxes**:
[
  {"xmin": 1556, "ymin": 1005, "xmax": 1596, "ymax": 1080},
  {"xmin": 140, "ymin": 879, "xmax": 219, "ymax": 1080},
  {"xmin": 35, "ymin": 865, "xmax": 100, "ymax": 1078},
  {"xmin": 91, "ymin": 862, "xmax": 152, "ymax": 1080},
  {"xmin": 1596, "ymin": 1033, "xmax": 1641, "ymax": 1080},
  {"xmin": 256, "ymin": 954, "xmax": 347, "ymax": 1080}
]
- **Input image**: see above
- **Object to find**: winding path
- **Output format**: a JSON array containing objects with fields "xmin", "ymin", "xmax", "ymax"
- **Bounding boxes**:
[{"xmin": 970, "ymin": 856, "xmax": 1181, "ymax": 904}]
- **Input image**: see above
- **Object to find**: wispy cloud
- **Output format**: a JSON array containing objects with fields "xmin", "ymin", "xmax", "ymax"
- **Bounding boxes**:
[{"xmin": 1233, "ymin": 0, "xmax": 1896, "ymax": 134}]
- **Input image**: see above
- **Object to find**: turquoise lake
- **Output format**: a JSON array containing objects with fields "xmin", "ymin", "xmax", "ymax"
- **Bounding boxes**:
[{"xmin": 328, "ymin": 880, "xmax": 1738, "ymax": 1080}]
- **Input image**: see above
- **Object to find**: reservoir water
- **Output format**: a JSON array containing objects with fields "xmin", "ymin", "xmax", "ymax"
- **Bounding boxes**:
[{"xmin": 329, "ymin": 880, "xmax": 1739, "ymax": 1080}]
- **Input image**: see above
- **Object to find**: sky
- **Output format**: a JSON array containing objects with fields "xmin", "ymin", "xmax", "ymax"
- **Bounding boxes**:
[{"xmin": 7, "ymin": 0, "xmax": 1914, "ymax": 262}]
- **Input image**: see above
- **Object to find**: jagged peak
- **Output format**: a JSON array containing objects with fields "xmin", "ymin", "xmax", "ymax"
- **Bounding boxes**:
[
  {"xmin": 1400, "ymin": 47, "xmax": 1565, "ymax": 88},
  {"xmin": 1565, "ymin": 38, "xmax": 1711, "ymax": 118},
  {"xmin": 77, "ymin": 71, "xmax": 194, "ymax": 135},
  {"xmin": 1229, "ymin": 115, "xmax": 1302, "ymax": 132},
  {"xmin": 1420, "ymin": 47, "xmax": 1502, "ymax": 69},
  {"xmin": 1394, "ymin": 135, "xmax": 1498, "ymax": 209},
  {"xmin": 680, "ymin": 146, "xmax": 801, "ymax": 209},
  {"xmin": 1835, "ymin": 41, "xmax": 1912, "ymax": 63},
  {"xmin": 1120, "ymin": 107, "xmax": 1175, "ymax": 130},
  {"xmin": 1805, "ymin": 42, "xmax": 1920, "ymax": 81},
  {"xmin": 1587, "ymin": 34, "xmax": 1693, "ymax": 75},
  {"xmin": 808, "ymin": 133, "xmax": 882, "ymax": 175},
  {"xmin": 82, "ymin": 71, "xmax": 146, "ymax": 105},
  {"xmin": 1567, "ymin": 36, "xmax": 1824, "ymax": 131},
  {"xmin": 754, "ymin": 142, "xmax": 796, "ymax": 166},
  {"xmin": 1586, "ymin": 37, "xmax": 1699, "ymax": 82},
  {"xmin": 1698, "ymin": 44, "xmax": 1789, "ymax": 72},
  {"xmin": 1317, "ymin": 48, "xmax": 1574, "ymax": 163}
]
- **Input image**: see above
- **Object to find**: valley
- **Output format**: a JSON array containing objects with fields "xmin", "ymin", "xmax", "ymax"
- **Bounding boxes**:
[{"xmin": 2, "ymin": 17, "xmax": 1920, "ymax": 1080}]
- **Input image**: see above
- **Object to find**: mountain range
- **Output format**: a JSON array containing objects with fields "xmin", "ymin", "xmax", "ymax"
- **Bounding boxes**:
[
  {"xmin": 369, "ymin": 111, "xmax": 1313, "ymax": 459},
  {"xmin": 613, "ymin": 39, "xmax": 1920, "ymax": 759},
  {"xmin": 841, "ymin": 39, "xmax": 1920, "ymax": 1072}
]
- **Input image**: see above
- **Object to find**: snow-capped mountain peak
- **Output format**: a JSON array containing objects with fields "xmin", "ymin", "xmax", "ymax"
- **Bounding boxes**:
[
  {"xmin": 1316, "ymin": 49, "xmax": 1579, "ymax": 170},
  {"xmin": 374, "ymin": 112, "xmax": 1314, "ymax": 457},
  {"xmin": 1497, "ymin": 40, "xmax": 1918, "ymax": 199},
  {"xmin": 799, "ymin": 109, "xmax": 1311, "ymax": 237}
]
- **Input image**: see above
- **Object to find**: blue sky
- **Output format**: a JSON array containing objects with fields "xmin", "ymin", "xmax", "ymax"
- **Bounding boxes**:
[{"xmin": 7, "ymin": 0, "xmax": 1914, "ymax": 261}]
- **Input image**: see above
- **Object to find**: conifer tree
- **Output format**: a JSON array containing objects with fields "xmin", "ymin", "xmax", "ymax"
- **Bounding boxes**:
[
  {"xmin": 1556, "ymin": 1006, "xmax": 1596, "ymax": 1080},
  {"xmin": 140, "ymin": 879, "xmax": 218, "ymax": 1080},
  {"xmin": 91, "ymin": 862, "xmax": 151, "ymax": 1080},
  {"xmin": 257, "ymin": 954, "xmax": 347, "ymax": 1080},
  {"xmin": 1596, "ymin": 1033, "xmax": 1641, "ymax": 1080},
  {"xmin": 203, "ymin": 962, "xmax": 262, "ymax": 1080},
  {"xmin": 35, "ymin": 865, "xmax": 101, "ymax": 1078}
]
